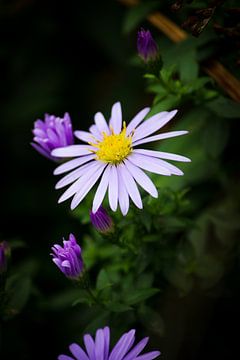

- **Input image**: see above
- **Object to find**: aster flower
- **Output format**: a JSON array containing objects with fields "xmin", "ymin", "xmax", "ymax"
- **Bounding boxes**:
[
  {"xmin": 52, "ymin": 102, "xmax": 190, "ymax": 216},
  {"xmin": 137, "ymin": 29, "xmax": 159, "ymax": 63},
  {"xmin": 58, "ymin": 326, "xmax": 160, "ymax": 360},
  {"xmin": 51, "ymin": 234, "xmax": 83, "ymax": 279},
  {"xmin": 90, "ymin": 206, "xmax": 113, "ymax": 234},
  {"xmin": 31, "ymin": 112, "xmax": 74, "ymax": 161}
]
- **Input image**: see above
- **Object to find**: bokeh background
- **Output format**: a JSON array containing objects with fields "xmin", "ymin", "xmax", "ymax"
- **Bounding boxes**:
[{"xmin": 1, "ymin": 0, "xmax": 240, "ymax": 359}]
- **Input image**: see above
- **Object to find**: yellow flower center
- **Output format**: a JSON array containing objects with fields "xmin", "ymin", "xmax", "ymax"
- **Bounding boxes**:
[{"xmin": 90, "ymin": 123, "xmax": 133, "ymax": 164}]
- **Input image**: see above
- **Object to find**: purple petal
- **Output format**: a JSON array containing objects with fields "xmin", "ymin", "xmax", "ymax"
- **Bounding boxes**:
[
  {"xmin": 134, "ymin": 149, "xmax": 191, "ymax": 162},
  {"xmin": 69, "ymin": 343, "xmax": 89, "ymax": 360},
  {"xmin": 109, "ymin": 330, "xmax": 136, "ymax": 360},
  {"xmin": 123, "ymin": 337, "xmax": 149, "ymax": 360},
  {"xmin": 132, "ymin": 110, "xmax": 177, "ymax": 143},
  {"xmin": 103, "ymin": 326, "xmax": 110, "ymax": 360},
  {"xmin": 109, "ymin": 102, "xmax": 122, "ymax": 134},
  {"xmin": 70, "ymin": 163, "xmax": 106, "ymax": 209},
  {"xmin": 133, "ymin": 131, "xmax": 188, "ymax": 147},
  {"xmin": 92, "ymin": 165, "xmax": 111, "ymax": 213},
  {"xmin": 135, "ymin": 351, "xmax": 161, "ymax": 360},
  {"xmin": 126, "ymin": 108, "xmax": 150, "ymax": 136},
  {"xmin": 118, "ymin": 165, "xmax": 143, "ymax": 209},
  {"xmin": 75, "ymin": 131, "xmax": 96, "ymax": 143},
  {"xmin": 54, "ymin": 154, "xmax": 96, "ymax": 175},
  {"xmin": 58, "ymin": 355, "xmax": 75, "ymax": 360},
  {"xmin": 95, "ymin": 112, "xmax": 110, "ymax": 134},
  {"xmin": 124, "ymin": 159, "xmax": 158, "ymax": 198},
  {"xmin": 52, "ymin": 145, "xmax": 95, "ymax": 157},
  {"xmin": 84, "ymin": 334, "xmax": 96, "ymax": 360},
  {"xmin": 94, "ymin": 329, "xmax": 105, "ymax": 360},
  {"xmin": 89, "ymin": 125, "xmax": 102, "ymax": 140},
  {"xmin": 108, "ymin": 166, "xmax": 118, "ymax": 211},
  {"xmin": 31, "ymin": 142, "xmax": 55, "ymax": 160},
  {"xmin": 55, "ymin": 161, "xmax": 96, "ymax": 189},
  {"xmin": 129, "ymin": 153, "xmax": 171, "ymax": 176}
]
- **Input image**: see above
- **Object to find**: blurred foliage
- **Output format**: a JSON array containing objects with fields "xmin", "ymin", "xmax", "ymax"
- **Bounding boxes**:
[{"xmin": 1, "ymin": 1, "xmax": 240, "ymax": 360}]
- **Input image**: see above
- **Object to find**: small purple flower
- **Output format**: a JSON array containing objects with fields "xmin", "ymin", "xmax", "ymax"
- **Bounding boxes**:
[
  {"xmin": 31, "ymin": 113, "xmax": 74, "ymax": 161},
  {"xmin": 0, "ymin": 241, "xmax": 9, "ymax": 273},
  {"xmin": 58, "ymin": 326, "xmax": 161, "ymax": 360},
  {"xmin": 90, "ymin": 206, "xmax": 113, "ymax": 234},
  {"xmin": 137, "ymin": 29, "xmax": 159, "ymax": 63},
  {"xmin": 51, "ymin": 234, "xmax": 83, "ymax": 279}
]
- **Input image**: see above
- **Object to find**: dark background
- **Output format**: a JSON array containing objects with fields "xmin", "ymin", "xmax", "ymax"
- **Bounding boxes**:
[{"xmin": 1, "ymin": 0, "xmax": 240, "ymax": 359}]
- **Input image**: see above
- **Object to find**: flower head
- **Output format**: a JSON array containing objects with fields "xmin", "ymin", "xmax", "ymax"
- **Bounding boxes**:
[
  {"xmin": 51, "ymin": 234, "xmax": 83, "ymax": 279},
  {"xmin": 0, "ymin": 241, "xmax": 9, "ymax": 273},
  {"xmin": 137, "ymin": 29, "xmax": 159, "ymax": 63},
  {"xmin": 90, "ymin": 206, "xmax": 113, "ymax": 234},
  {"xmin": 58, "ymin": 326, "xmax": 160, "ymax": 360},
  {"xmin": 52, "ymin": 102, "xmax": 190, "ymax": 216},
  {"xmin": 31, "ymin": 113, "xmax": 74, "ymax": 161}
]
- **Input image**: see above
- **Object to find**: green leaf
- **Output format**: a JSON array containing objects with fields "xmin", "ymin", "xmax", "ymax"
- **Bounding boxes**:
[
  {"xmin": 96, "ymin": 269, "xmax": 112, "ymax": 291},
  {"xmin": 179, "ymin": 50, "xmax": 199, "ymax": 83},
  {"xmin": 202, "ymin": 118, "xmax": 229, "ymax": 158},
  {"xmin": 148, "ymin": 94, "xmax": 181, "ymax": 116},
  {"xmin": 108, "ymin": 302, "xmax": 133, "ymax": 313},
  {"xmin": 125, "ymin": 287, "xmax": 159, "ymax": 305},
  {"xmin": 5, "ymin": 275, "xmax": 31, "ymax": 316},
  {"xmin": 207, "ymin": 96, "xmax": 240, "ymax": 118},
  {"xmin": 123, "ymin": 2, "xmax": 159, "ymax": 34}
]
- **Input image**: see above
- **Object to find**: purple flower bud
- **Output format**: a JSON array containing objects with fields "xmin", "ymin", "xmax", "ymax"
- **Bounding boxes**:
[
  {"xmin": 137, "ymin": 28, "xmax": 159, "ymax": 63},
  {"xmin": 51, "ymin": 234, "xmax": 83, "ymax": 279},
  {"xmin": 31, "ymin": 113, "xmax": 74, "ymax": 161},
  {"xmin": 0, "ymin": 241, "xmax": 9, "ymax": 273},
  {"xmin": 90, "ymin": 206, "xmax": 113, "ymax": 234}
]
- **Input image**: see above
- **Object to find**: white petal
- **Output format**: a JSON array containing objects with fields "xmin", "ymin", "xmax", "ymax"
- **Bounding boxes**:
[
  {"xmin": 134, "ymin": 149, "xmax": 191, "ymax": 162},
  {"xmin": 124, "ymin": 159, "xmax": 158, "ymax": 198},
  {"xmin": 55, "ymin": 161, "xmax": 96, "ymax": 189},
  {"xmin": 132, "ymin": 110, "xmax": 177, "ymax": 143},
  {"xmin": 126, "ymin": 107, "xmax": 150, "ymax": 136},
  {"xmin": 117, "ymin": 166, "xmax": 129, "ymax": 216},
  {"xmin": 52, "ymin": 145, "xmax": 95, "ymax": 157},
  {"xmin": 133, "ymin": 130, "xmax": 188, "ymax": 147},
  {"xmin": 74, "ymin": 130, "xmax": 96, "ymax": 143},
  {"xmin": 109, "ymin": 102, "xmax": 122, "ymax": 134},
  {"xmin": 89, "ymin": 124, "xmax": 102, "ymax": 140},
  {"xmin": 141, "ymin": 156, "xmax": 184, "ymax": 175},
  {"xmin": 92, "ymin": 165, "xmax": 111, "ymax": 213},
  {"xmin": 94, "ymin": 112, "xmax": 110, "ymax": 134},
  {"xmin": 118, "ymin": 164, "xmax": 143, "ymax": 209},
  {"xmin": 54, "ymin": 154, "xmax": 95, "ymax": 175},
  {"xmin": 128, "ymin": 153, "xmax": 171, "ymax": 176},
  {"xmin": 108, "ymin": 166, "xmax": 118, "ymax": 211},
  {"xmin": 71, "ymin": 163, "xmax": 106, "ymax": 209},
  {"xmin": 58, "ymin": 161, "xmax": 103, "ymax": 203}
]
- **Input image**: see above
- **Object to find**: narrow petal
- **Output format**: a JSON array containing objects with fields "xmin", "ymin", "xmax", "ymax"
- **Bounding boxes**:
[
  {"xmin": 74, "ymin": 131, "xmax": 96, "ymax": 143},
  {"xmin": 117, "ymin": 166, "xmax": 130, "ymax": 216},
  {"xmin": 58, "ymin": 355, "xmax": 74, "ymax": 360},
  {"xmin": 123, "ymin": 337, "xmax": 149, "ymax": 360},
  {"xmin": 103, "ymin": 327, "xmax": 110, "ymax": 360},
  {"xmin": 95, "ymin": 112, "xmax": 110, "ymax": 134},
  {"xmin": 58, "ymin": 162, "xmax": 103, "ymax": 203},
  {"xmin": 89, "ymin": 125, "xmax": 102, "ymax": 140},
  {"xmin": 118, "ymin": 165, "xmax": 143, "ymax": 209},
  {"xmin": 133, "ymin": 131, "xmax": 188, "ymax": 147},
  {"xmin": 134, "ymin": 149, "xmax": 191, "ymax": 162},
  {"xmin": 108, "ymin": 166, "xmax": 118, "ymax": 211},
  {"xmin": 109, "ymin": 102, "xmax": 122, "ymax": 134},
  {"xmin": 148, "ymin": 157, "xmax": 184, "ymax": 176},
  {"xmin": 84, "ymin": 334, "xmax": 96, "ymax": 360},
  {"xmin": 31, "ymin": 142, "xmax": 53, "ymax": 160},
  {"xmin": 109, "ymin": 330, "xmax": 136, "ymax": 360},
  {"xmin": 132, "ymin": 110, "xmax": 177, "ymax": 142},
  {"xmin": 54, "ymin": 154, "xmax": 95, "ymax": 175},
  {"xmin": 129, "ymin": 153, "xmax": 171, "ymax": 176},
  {"xmin": 124, "ymin": 159, "xmax": 158, "ymax": 198},
  {"xmin": 52, "ymin": 145, "xmax": 95, "ymax": 157},
  {"xmin": 92, "ymin": 165, "xmax": 111, "ymax": 213},
  {"xmin": 135, "ymin": 351, "xmax": 161, "ymax": 360},
  {"xmin": 71, "ymin": 163, "xmax": 106, "ymax": 209},
  {"xmin": 55, "ymin": 162, "xmax": 96, "ymax": 189},
  {"xmin": 69, "ymin": 344, "xmax": 89, "ymax": 360},
  {"xmin": 94, "ymin": 329, "xmax": 105, "ymax": 360},
  {"xmin": 126, "ymin": 107, "xmax": 150, "ymax": 136}
]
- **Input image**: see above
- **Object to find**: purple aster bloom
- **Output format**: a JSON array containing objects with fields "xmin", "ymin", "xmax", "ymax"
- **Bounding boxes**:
[
  {"xmin": 31, "ymin": 112, "xmax": 74, "ymax": 161},
  {"xmin": 137, "ymin": 29, "xmax": 159, "ymax": 63},
  {"xmin": 58, "ymin": 326, "xmax": 160, "ymax": 360},
  {"xmin": 51, "ymin": 234, "xmax": 83, "ymax": 279},
  {"xmin": 0, "ymin": 241, "xmax": 9, "ymax": 273},
  {"xmin": 90, "ymin": 206, "xmax": 113, "ymax": 234},
  {"xmin": 52, "ymin": 102, "xmax": 190, "ymax": 216}
]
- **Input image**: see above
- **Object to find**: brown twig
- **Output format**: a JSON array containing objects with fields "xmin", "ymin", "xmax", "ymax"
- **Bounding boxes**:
[{"xmin": 119, "ymin": 0, "xmax": 240, "ymax": 102}]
